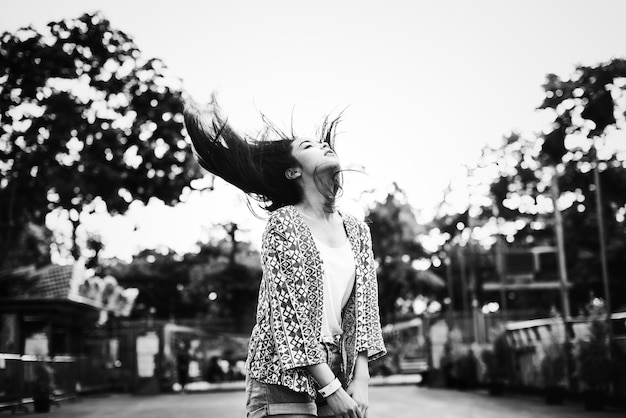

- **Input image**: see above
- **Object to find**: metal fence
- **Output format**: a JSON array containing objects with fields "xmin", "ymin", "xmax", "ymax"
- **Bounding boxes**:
[
  {"xmin": 502, "ymin": 313, "xmax": 626, "ymax": 395},
  {"xmin": 0, "ymin": 354, "xmax": 112, "ymax": 413},
  {"xmin": 426, "ymin": 310, "xmax": 626, "ymax": 402}
]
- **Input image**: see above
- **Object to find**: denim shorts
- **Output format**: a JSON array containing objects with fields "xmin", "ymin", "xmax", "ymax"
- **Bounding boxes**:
[{"xmin": 246, "ymin": 341, "xmax": 342, "ymax": 418}]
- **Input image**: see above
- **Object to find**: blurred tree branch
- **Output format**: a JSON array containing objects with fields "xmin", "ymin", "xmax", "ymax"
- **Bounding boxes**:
[
  {"xmin": 0, "ymin": 12, "xmax": 203, "ymax": 268},
  {"xmin": 430, "ymin": 58, "xmax": 626, "ymax": 314},
  {"xmin": 365, "ymin": 184, "xmax": 441, "ymax": 324}
]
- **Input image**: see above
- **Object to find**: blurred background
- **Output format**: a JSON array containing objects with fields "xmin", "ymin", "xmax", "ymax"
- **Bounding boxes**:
[{"xmin": 1, "ymin": 0, "xmax": 626, "ymax": 415}]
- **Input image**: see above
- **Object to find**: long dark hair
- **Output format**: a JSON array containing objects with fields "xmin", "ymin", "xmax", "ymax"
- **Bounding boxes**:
[{"xmin": 183, "ymin": 100, "xmax": 343, "ymax": 213}]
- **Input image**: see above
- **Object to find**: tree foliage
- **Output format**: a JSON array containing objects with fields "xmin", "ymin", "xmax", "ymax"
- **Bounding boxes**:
[
  {"xmin": 432, "ymin": 58, "xmax": 626, "ymax": 313},
  {"xmin": 0, "ymin": 12, "xmax": 202, "ymax": 268},
  {"xmin": 536, "ymin": 59, "xmax": 626, "ymax": 308},
  {"xmin": 365, "ymin": 184, "xmax": 441, "ymax": 324},
  {"xmin": 103, "ymin": 225, "xmax": 262, "ymax": 334},
  {"xmin": 184, "ymin": 245, "xmax": 261, "ymax": 333}
]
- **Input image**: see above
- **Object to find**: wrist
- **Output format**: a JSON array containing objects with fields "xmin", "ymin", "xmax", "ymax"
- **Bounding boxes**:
[{"xmin": 318, "ymin": 377, "xmax": 341, "ymax": 398}]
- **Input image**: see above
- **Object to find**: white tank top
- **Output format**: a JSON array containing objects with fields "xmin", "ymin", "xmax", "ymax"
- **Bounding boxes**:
[{"xmin": 314, "ymin": 238, "xmax": 356, "ymax": 339}]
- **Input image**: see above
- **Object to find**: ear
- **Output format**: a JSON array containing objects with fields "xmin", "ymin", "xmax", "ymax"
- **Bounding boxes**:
[{"xmin": 285, "ymin": 167, "xmax": 301, "ymax": 180}]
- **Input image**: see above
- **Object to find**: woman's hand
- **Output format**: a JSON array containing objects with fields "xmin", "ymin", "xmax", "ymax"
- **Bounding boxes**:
[
  {"xmin": 347, "ymin": 376, "xmax": 369, "ymax": 418},
  {"xmin": 326, "ymin": 387, "xmax": 363, "ymax": 418}
]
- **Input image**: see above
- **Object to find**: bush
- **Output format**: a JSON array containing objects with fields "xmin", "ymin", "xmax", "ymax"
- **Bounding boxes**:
[
  {"xmin": 481, "ymin": 333, "xmax": 508, "ymax": 395},
  {"xmin": 575, "ymin": 306, "xmax": 612, "ymax": 410},
  {"xmin": 440, "ymin": 329, "xmax": 478, "ymax": 389},
  {"xmin": 540, "ymin": 331, "xmax": 567, "ymax": 405},
  {"xmin": 31, "ymin": 361, "xmax": 55, "ymax": 413},
  {"xmin": 540, "ymin": 321, "xmax": 567, "ymax": 389},
  {"xmin": 576, "ymin": 312, "xmax": 611, "ymax": 392}
]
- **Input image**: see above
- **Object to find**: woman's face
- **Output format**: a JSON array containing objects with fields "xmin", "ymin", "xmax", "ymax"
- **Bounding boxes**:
[{"xmin": 289, "ymin": 137, "xmax": 339, "ymax": 177}]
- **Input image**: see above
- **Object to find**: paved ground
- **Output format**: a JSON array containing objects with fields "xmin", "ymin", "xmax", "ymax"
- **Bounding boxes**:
[{"xmin": 13, "ymin": 385, "xmax": 624, "ymax": 418}]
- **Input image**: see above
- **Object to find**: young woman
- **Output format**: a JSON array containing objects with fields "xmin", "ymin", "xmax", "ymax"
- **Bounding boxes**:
[{"xmin": 184, "ymin": 100, "xmax": 386, "ymax": 418}]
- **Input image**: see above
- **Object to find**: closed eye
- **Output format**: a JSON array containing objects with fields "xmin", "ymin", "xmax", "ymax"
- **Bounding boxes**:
[{"xmin": 299, "ymin": 140, "xmax": 314, "ymax": 149}]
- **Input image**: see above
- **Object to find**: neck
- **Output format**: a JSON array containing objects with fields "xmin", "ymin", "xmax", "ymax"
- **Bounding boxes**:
[
  {"xmin": 297, "ymin": 195, "xmax": 335, "ymax": 220},
  {"xmin": 296, "ymin": 171, "xmax": 336, "ymax": 219}
]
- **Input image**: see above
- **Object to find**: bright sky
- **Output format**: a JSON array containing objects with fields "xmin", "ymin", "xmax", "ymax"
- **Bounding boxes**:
[{"xmin": 3, "ymin": 0, "xmax": 626, "ymax": 260}]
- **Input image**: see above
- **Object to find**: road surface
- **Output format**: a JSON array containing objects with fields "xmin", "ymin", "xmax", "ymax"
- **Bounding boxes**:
[{"xmin": 34, "ymin": 385, "xmax": 623, "ymax": 418}]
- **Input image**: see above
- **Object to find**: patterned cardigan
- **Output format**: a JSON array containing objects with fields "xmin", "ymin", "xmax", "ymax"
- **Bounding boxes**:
[{"xmin": 245, "ymin": 205, "xmax": 386, "ymax": 397}]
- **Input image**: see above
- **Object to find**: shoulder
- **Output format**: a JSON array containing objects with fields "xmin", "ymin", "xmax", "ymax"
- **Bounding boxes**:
[
  {"xmin": 342, "ymin": 212, "xmax": 371, "ymax": 235},
  {"xmin": 264, "ymin": 205, "xmax": 297, "ymax": 237}
]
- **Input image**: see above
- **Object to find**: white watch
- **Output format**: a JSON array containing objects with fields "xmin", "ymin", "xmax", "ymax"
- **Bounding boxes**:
[{"xmin": 318, "ymin": 378, "xmax": 341, "ymax": 398}]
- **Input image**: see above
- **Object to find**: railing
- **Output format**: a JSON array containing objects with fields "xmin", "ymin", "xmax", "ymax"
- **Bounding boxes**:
[
  {"xmin": 501, "ymin": 312, "xmax": 626, "ymax": 397},
  {"xmin": 0, "ymin": 354, "xmax": 113, "ymax": 413}
]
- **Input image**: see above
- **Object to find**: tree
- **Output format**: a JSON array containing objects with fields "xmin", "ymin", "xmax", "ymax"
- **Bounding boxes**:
[
  {"xmin": 538, "ymin": 59, "xmax": 626, "ymax": 312},
  {"xmin": 183, "ymin": 225, "xmax": 262, "ymax": 333},
  {"xmin": 0, "ymin": 12, "xmax": 202, "ymax": 268},
  {"xmin": 104, "ymin": 224, "xmax": 262, "ymax": 334},
  {"xmin": 431, "ymin": 59, "xmax": 626, "ymax": 314},
  {"xmin": 365, "ymin": 184, "xmax": 441, "ymax": 324}
]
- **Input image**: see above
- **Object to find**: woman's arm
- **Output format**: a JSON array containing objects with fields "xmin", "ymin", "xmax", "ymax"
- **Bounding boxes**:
[
  {"xmin": 263, "ymin": 228, "xmax": 324, "ymax": 370},
  {"xmin": 306, "ymin": 362, "xmax": 363, "ymax": 418},
  {"xmin": 347, "ymin": 351, "xmax": 370, "ymax": 417},
  {"xmin": 352, "ymin": 351, "xmax": 370, "ymax": 380},
  {"xmin": 305, "ymin": 362, "xmax": 336, "ymax": 388},
  {"xmin": 361, "ymin": 222, "xmax": 387, "ymax": 361}
]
